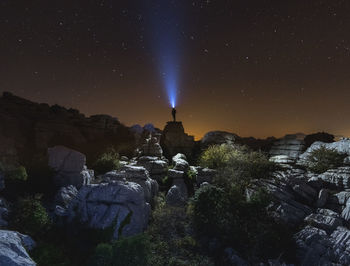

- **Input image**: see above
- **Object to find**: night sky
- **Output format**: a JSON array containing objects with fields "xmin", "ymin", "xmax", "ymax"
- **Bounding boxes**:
[{"xmin": 1, "ymin": 0, "xmax": 350, "ymax": 139}]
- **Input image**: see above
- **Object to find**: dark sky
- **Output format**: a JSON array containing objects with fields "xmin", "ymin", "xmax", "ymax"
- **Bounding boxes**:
[{"xmin": 1, "ymin": 0, "xmax": 350, "ymax": 139}]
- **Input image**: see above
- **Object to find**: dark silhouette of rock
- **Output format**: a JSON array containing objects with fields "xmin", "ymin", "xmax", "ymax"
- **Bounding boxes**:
[
  {"xmin": 0, "ymin": 92, "xmax": 136, "ymax": 165},
  {"xmin": 161, "ymin": 121, "xmax": 195, "ymax": 160},
  {"xmin": 304, "ymin": 132, "xmax": 334, "ymax": 149}
]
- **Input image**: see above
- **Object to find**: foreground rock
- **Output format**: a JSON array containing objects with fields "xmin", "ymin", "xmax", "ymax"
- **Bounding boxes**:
[
  {"xmin": 102, "ymin": 165, "xmax": 158, "ymax": 204},
  {"xmin": 308, "ymin": 167, "xmax": 350, "ymax": 190},
  {"xmin": 67, "ymin": 181, "xmax": 150, "ymax": 239},
  {"xmin": 0, "ymin": 230, "xmax": 36, "ymax": 266},
  {"xmin": 48, "ymin": 146, "xmax": 93, "ymax": 188},
  {"xmin": 295, "ymin": 226, "xmax": 350, "ymax": 265},
  {"xmin": 136, "ymin": 156, "xmax": 168, "ymax": 181}
]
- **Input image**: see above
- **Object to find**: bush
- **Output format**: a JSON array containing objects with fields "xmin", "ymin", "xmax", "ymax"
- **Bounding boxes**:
[
  {"xmin": 10, "ymin": 196, "xmax": 51, "ymax": 236},
  {"xmin": 90, "ymin": 234, "xmax": 150, "ymax": 266},
  {"xmin": 189, "ymin": 184, "xmax": 295, "ymax": 262},
  {"xmin": 31, "ymin": 243, "xmax": 72, "ymax": 266},
  {"xmin": 93, "ymin": 148, "xmax": 120, "ymax": 175},
  {"xmin": 0, "ymin": 162, "xmax": 28, "ymax": 182},
  {"xmin": 200, "ymin": 144, "xmax": 278, "ymax": 187},
  {"xmin": 307, "ymin": 146, "xmax": 346, "ymax": 174}
]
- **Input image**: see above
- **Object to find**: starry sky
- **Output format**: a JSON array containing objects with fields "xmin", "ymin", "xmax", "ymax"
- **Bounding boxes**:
[{"xmin": 1, "ymin": 0, "xmax": 350, "ymax": 139}]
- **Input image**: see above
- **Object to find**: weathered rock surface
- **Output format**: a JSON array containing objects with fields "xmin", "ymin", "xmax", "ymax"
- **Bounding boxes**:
[
  {"xmin": 136, "ymin": 156, "xmax": 168, "ymax": 181},
  {"xmin": 166, "ymin": 183, "xmax": 188, "ymax": 207},
  {"xmin": 0, "ymin": 230, "xmax": 36, "ymax": 266},
  {"xmin": 48, "ymin": 146, "xmax": 93, "ymax": 188},
  {"xmin": 269, "ymin": 134, "xmax": 306, "ymax": 159},
  {"xmin": 102, "ymin": 165, "xmax": 158, "ymax": 204},
  {"xmin": 55, "ymin": 185, "xmax": 78, "ymax": 212},
  {"xmin": 304, "ymin": 209, "xmax": 343, "ymax": 233},
  {"xmin": 139, "ymin": 133, "xmax": 163, "ymax": 157},
  {"xmin": 299, "ymin": 138, "xmax": 350, "ymax": 164},
  {"xmin": 201, "ymin": 131, "xmax": 238, "ymax": 147},
  {"xmin": 172, "ymin": 153, "xmax": 189, "ymax": 172},
  {"xmin": 67, "ymin": 181, "xmax": 150, "ymax": 239},
  {"xmin": 161, "ymin": 121, "xmax": 195, "ymax": 160},
  {"xmin": 295, "ymin": 226, "xmax": 350, "ymax": 265},
  {"xmin": 308, "ymin": 167, "xmax": 350, "ymax": 190}
]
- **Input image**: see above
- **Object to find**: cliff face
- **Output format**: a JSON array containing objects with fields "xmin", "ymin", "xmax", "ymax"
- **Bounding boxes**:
[{"xmin": 0, "ymin": 92, "xmax": 136, "ymax": 165}]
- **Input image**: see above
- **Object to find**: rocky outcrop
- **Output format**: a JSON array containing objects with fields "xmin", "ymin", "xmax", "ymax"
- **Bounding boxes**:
[
  {"xmin": 269, "ymin": 134, "xmax": 306, "ymax": 160},
  {"xmin": 172, "ymin": 153, "xmax": 189, "ymax": 172},
  {"xmin": 48, "ymin": 146, "xmax": 93, "ymax": 188},
  {"xmin": 161, "ymin": 121, "xmax": 195, "ymax": 160},
  {"xmin": 102, "ymin": 165, "xmax": 158, "ymax": 204},
  {"xmin": 136, "ymin": 156, "xmax": 168, "ymax": 181},
  {"xmin": 201, "ymin": 131, "xmax": 238, "ymax": 147},
  {"xmin": 139, "ymin": 133, "xmax": 163, "ymax": 157},
  {"xmin": 54, "ymin": 185, "xmax": 78, "ymax": 216},
  {"xmin": 308, "ymin": 167, "xmax": 350, "ymax": 190},
  {"xmin": 0, "ymin": 92, "xmax": 136, "ymax": 165},
  {"xmin": 299, "ymin": 138, "xmax": 350, "ymax": 164},
  {"xmin": 0, "ymin": 230, "xmax": 36, "ymax": 266},
  {"xmin": 196, "ymin": 167, "xmax": 217, "ymax": 186},
  {"xmin": 67, "ymin": 181, "xmax": 150, "ymax": 239}
]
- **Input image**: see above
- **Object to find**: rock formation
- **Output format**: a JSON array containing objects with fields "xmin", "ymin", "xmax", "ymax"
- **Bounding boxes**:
[
  {"xmin": 269, "ymin": 133, "xmax": 306, "ymax": 160},
  {"xmin": 0, "ymin": 230, "xmax": 36, "ymax": 266},
  {"xmin": 161, "ymin": 121, "xmax": 195, "ymax": 160},
  {"xmin": 48, "ymin": 146, "xmax": 94, "ymax": 188},
  {"xmin": 0, "ymin": 92, "xmax": 136, "ymax": 165}
]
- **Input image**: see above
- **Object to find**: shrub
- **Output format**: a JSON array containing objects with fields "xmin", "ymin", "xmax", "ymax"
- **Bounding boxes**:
[
  {"xmin": 0, "ymin": 163, "xmax": 28, "ymax": 182},
  {"xmin": 31, "ymin": 243, "xmax": 72, "ymax": 266},
  {"xmin": 189, "ymin": 184, "xmax": 295, "ymax": 262},
  {"xmin": 93, "ymin": 148, "xmax": 120, "ymax": 175},
  {"xmin": 90, "ymin": 234, "xmax": 150, "ymax": 266},
  {"xmin": 10, "ymin": 196, "xmax": 51, "ymax": 236},
  {"xmin": 307, "ymin": 146, "xmax": 346, "ymax": 174},
  {"xmin": 200, "ymin": 144, "xmax": 278, "ymax": 187}
]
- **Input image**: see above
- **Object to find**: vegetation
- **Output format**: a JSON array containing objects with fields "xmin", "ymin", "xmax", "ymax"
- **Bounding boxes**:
[
  {"xmin": 189, "ymin": 184, "xmax": 295, "ymax": 262},
  {"xmin": 90, "ymin": 234, "xmax": 150, "ymax": 266},
  {"xmin": 306, "ymin": 146, "xmax": 346, "ymax": 174},
  {"xmin": 93, "ymin": 148, "xmax": 121, "ymax": 175},
  {"xmin": 200, "ymin": 144, "xmax": 279, "ymax": 187},
  {"xmin": 0, "ymin": 162, "xmax": 28, "ymax": 182},
  {"xmin": 10, "ymin": 195, "xmax": 51, "ymax": 237}
]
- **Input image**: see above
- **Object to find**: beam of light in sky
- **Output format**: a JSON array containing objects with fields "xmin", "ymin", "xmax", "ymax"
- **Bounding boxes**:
[{"xmin": 146, "ymin": 1, "xmax": 183, "ymax": 108}]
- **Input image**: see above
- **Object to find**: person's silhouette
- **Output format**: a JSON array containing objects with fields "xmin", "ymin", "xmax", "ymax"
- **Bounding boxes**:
[{"xmin": 172, "ymin": 107, "xmax": 176, "ymax": 122}]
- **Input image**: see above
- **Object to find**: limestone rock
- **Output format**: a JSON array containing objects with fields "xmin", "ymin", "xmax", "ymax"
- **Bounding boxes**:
[
  {"xmin": 139, "ymin": 133, "xmax": 163, "ymax": 157},
  {"xmin": 0, "ymin": 230, "xmax": 36, "ymax": 266},
  {"xmin": 136, "ymin": 156, "xmax": 168, "ymax": 181},
  {"xmin": 166, "ymin": 183, "xmax": 188, "ymax": 207},
  {"xmin": 55, "ymin": 185, "xmax": 78, "ymax": 210},
  {"xmin": 161, "ymin": 121, "xmax": 195, "ymax": 160},
  {"xmin": 316, "ymin": 189, "xmax": 329, "ymax": 208},
  {"xmin": 307, "ymin": 167, "xmax": 350, "ymax": 190},
  {"xmin": 67, "ymin": 181, "xmax": 150, "ymax": 239},
  {"xmin": 48, "ymin": 146, "xmax": 93, "ymax": 188},
  {"xmin": 201, "ymin": 131, "xmax": 238, "ymax": 147},
  {"xmin": 304, "ymin": 209, "xmax": 342, "ymax": 233},
  {"xmin": 102, "ymin": 165, "xmax": 158, "ymax": 204},
  {"xmin": 299, "ymin": 138, "xmax": 350, "ymax": 164},
  {"xmin": 295, "ymin": 226, "xmax": 350, "ymax": 265},
  {"xmin": 172, "ymin": 153, "xmax": 189, "ymax": 172},
  {"xmin": 269, "ymin": 134, "xmax": 306, "ymax": 159},
  {"xmin": 168, "ymin": 169, "xmax": 184, "ymax": 179},
  {"xmin": 269, "ymin": 155, "xmax": 295, "ymax": 165}
]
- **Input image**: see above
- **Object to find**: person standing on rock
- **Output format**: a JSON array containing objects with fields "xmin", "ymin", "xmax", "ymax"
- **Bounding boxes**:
[{"xmin": 172, "ymin": 107, "xmax": 176, "ymax": 122}]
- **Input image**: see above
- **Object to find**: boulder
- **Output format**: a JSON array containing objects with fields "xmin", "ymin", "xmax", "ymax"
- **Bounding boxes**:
[
  {"xmin": 102, "ymin": 165, "xmax": 158, "ymax": 204},
  {"xmin": 140, "ymin": 134, "xmax": 163, "ymax": 157},
  {"xmin": 48, "ymin": 146, "xmax": 93, "ymax": 188},
  {"xmin": 67, "ymin": 181, "xmax": 150, "ymax": 239},
  {"xmin": 307, "ymin": 167, "xmax": 350, "ymax": 190},
  {"xmin": 54, "ymin": 185, "xmax": 78, "ymax": 217},
  {"xmin": 269, "ymin": 134, "xmax": 306, "ymax": 159},
  {"xmin": 136, "ymin": 156, "xmax": 168, "ymax": 181},
  {"xmin": 0, "ymin": 230, "xmax": 36, "ymax": 266},
  {"xmin": 304, "ymin": 209, "xmax": 342, "ymax": 233},
  {"xmin": 201, "ymin": 131, "xmax": 238, "ymax": 147},
  {"xmin": 269, "ymin": 155, "xmax": 295, "ymax": 165},
  {"xmin": 299, "ymin": 138, "xmax": 350, "ymax": 164},
  {"xmin": 166, "ymin": 183, "xmax": 188, "ymax": 207},
  {"xmin": 172, "ymin": 153, "xmax": 189, "ymax": 172},
  {"xmin": 168, "ymin": 169, "xmax": 185, "ymax": 179},
  {"xmin": 295, "ymin": 226, "xmax": 350, "ymax": 265}
]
